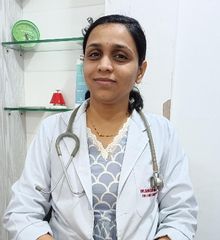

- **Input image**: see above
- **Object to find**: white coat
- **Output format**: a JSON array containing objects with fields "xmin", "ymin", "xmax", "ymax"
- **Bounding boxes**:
[{"xmin": 3, "ymin": 101, "xmax": 198, "ymax": 240}]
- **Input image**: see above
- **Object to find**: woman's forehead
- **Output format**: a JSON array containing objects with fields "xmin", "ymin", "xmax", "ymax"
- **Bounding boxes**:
[
  {"xmin": 86, "ymin": 23, "xmax": 137, "ymax": 51},
  {"xmin": 88, "ymin": 23, "xmax": 131, "ymax": 38}
]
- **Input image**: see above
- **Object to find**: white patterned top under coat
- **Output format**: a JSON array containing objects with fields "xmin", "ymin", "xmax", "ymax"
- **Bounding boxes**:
[{"xmin": 87, "ymin": 119, "xmax": 130, "ymax": 240}]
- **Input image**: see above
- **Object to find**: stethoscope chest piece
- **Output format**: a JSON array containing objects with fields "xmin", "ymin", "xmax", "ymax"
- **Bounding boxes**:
[{"xmin": 150, "ymin": 172, "xmax": 164, "ymax": 191}]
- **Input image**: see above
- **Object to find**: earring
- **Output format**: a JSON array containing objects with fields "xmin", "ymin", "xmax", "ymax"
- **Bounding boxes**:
[{"xmin": 133, "ymin": 85, "xmax": 140, "ymax": 92}]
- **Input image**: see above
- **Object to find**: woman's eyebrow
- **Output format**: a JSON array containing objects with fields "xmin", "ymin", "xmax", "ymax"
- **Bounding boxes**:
[
  {"xmin": 86, "ymin": 43, "xmax": 101, "ymax": 49},
  {"xmin": 86, "ymin": 43, "xmax": 134, "ymax": 53},
  {"xmin": 114, "ymin": 44, "xmax": 134, "ymax": 54}
]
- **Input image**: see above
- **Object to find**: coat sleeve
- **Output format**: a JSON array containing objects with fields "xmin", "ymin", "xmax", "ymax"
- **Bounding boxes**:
[
  {"xmin": 154, "ymin": 119, "xmax": 198, "ymax": 240},
  {"xmin": 3, "ymin": 117, "xmax": 55, "ymax": 240}
]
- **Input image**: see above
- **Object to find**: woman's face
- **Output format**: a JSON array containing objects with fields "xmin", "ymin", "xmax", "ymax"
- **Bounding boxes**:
[{"xmin": 83, "ymin": 23, "xmax": 146, "ymax": 106}]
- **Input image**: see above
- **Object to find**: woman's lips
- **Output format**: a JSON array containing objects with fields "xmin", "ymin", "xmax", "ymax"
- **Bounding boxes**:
[{"xmin": 94, "ymin": 78, "xmax": 116, "ymax": 86}]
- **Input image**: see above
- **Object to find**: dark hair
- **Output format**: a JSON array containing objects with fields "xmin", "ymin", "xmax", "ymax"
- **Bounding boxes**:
[
  {"xmin": 85, "ymin": 87, "xmax": 143, "ymax": 113},
  {"xmin": 83, "ymin": 14, "xmax": 146, "ymax": 66},
  {"xmin": 83, "ymin": 14, "xmax": 146, "ymax": 113}
]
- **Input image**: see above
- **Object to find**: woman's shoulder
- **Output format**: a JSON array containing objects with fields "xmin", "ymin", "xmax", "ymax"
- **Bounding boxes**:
[
  {"xmin": 132, "ymin": 110, "xmax": 171, "ymax": 128},
  {"xmin": 35, "ymin": 111, "xmax": 74, "ymax": 139},
  {"xmin": 42, "ymin": 102, "xmax": 88, "ymax": 127},
  {"xmin": 145, "ymin": 112, "xmax": 170, "ymax": 126},
  {"xmin": 138, "ymin": 111, "xmax": 175, "ymax": 138},
  {"xmin": 148, "ymin": 114, "xmax": 182, "ymax": 149},
  {"xmin": 41, "ymin": 110, "xmax": 73, "ymax": 127}
]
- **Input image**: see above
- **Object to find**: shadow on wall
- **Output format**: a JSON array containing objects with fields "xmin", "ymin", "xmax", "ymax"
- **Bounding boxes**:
[
  {"xmin": 163, "ymin": 99, "xmax": 171, "ymax": 120},
  {"xmin": 15, "ymin": 0, "xmax": 30, "ymax": 8}
]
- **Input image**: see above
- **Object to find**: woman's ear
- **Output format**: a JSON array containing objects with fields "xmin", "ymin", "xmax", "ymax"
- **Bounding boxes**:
[{"xmin": 136, "ymin": 60, "xmax": 147, "ymax": 84}]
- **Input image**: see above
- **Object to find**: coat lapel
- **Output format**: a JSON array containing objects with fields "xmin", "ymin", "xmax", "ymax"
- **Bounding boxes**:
[
  {"xmin": 118, "ymin": 111, "xmax": 149, "ymax": 196},
  {"xmin": 60, "ymin": 103, "xmax": 93, "ymax": 208}
]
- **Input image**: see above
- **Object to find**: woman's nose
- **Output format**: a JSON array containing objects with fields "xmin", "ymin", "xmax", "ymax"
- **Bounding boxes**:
[{"xmin": 97, "ymin": 56, "xmax": 113, "ymax": 72}]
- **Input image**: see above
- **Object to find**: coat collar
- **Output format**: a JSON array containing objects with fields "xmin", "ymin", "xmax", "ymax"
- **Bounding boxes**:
[{"xmin": 60, "ymin": 101, "xmax": 89, "ymax": 127}]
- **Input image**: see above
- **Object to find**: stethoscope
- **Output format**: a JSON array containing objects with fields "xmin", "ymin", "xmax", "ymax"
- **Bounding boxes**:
[{"xmin": 36, "ymin": 105, "xmax": 164, "ymax": 197}]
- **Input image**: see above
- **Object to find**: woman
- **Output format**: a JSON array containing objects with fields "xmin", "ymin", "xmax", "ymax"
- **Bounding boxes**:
[{"xmin": 3, "ymin": 15, "xmax": 198, "ymax": 240}]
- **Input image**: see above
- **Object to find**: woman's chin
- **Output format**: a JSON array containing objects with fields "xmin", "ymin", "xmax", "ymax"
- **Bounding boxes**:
[{"xmin": 90, "ymin": 94, "xmax": 128, "ymax": 107}]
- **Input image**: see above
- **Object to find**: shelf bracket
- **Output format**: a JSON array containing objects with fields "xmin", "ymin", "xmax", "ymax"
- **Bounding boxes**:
[{"xmin": 7, "ymin": 111, "xmax": 23, "ymax": 116}]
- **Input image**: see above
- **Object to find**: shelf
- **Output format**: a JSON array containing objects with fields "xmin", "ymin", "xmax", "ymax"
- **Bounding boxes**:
[
  {"xmin": 1, "ymin": 37, "xmax": 83, "ymax": 52},
  {"xmin": 4, "ymin": 106, "xmax": 73, "ymax": 112}
]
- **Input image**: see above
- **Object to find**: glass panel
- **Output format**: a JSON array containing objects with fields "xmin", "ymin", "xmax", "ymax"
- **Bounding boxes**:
[
  {"xmin": 2, "ymin": 37, "xmax": 83, "ymax": 52},
  {"xmin": 4, "ymin": 106, "xmax": 73, "ymax": 112}
]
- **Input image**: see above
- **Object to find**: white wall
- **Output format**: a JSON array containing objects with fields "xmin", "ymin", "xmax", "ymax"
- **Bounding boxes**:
[
  {"xmin": 0, "ymin": 1, "xmax": 25, "ymax": 239},
  {"xmin": 22, "ymin": 0, "xmax": 105, "ymax": 146},
  {"xmin": 171, "ymin": 0, "xmax": 220, "ymax": 239},
  {"xmin": 105, "ymin": 0, "xmax": 179, "ymax": 116},
  {"xmin": 23, "ymin": 0, "xmax": 104, "ymax": 107}
]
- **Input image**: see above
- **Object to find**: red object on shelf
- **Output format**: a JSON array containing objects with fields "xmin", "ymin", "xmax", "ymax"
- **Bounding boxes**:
[{"xmin": 50, "ymin": 90, "xmax": 66, "ymax": 105}]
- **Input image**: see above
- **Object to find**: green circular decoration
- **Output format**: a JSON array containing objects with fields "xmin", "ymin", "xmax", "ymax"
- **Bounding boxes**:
[{"xmin": 12, "ymin": 20, "xmax": 40, "ymax": 48}]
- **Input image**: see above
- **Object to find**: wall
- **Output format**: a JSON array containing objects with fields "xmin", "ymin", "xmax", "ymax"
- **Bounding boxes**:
[
  {"xmin": 171, "ymin": 0, "xmax": 220, "ymax": 238},
  {"xmin": 0, "ymin": 1, "xmax": 25, "ymax": 239},
  {"xmin": 105, "ymin": 0, "xmax": 179, "ymax": 116},
  {"xmin": 22, "ymin": 0, "xmax": 105, "ymax": 146}
]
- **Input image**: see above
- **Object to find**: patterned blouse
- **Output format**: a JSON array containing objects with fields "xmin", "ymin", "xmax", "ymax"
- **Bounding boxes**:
[{"xmin": 87, "ymin": 118, "xmax": 129, "ymax": 240}]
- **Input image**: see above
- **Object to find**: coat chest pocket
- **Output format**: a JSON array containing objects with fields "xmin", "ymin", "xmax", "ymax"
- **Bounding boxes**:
[{"xmin": 134, "ymin": 163, "xmax": 158, "ymax": 218}]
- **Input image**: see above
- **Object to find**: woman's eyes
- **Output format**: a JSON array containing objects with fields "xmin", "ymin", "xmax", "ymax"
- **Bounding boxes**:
[
  {"xmin": 87, "ymin": 51, "xmax": 100, "ymax": 59},
  {"xmin": 86, "ymin": 50, "xmax": 129, "ymax": 62},
  {"xmin": 113, "ymin": 53, "xmax": 128, "ymax": 62}
]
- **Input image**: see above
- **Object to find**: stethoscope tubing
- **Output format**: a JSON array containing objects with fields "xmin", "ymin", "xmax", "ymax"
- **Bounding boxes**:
[
  {"xmin": 36, "ymin": 106, "xmax": 85, "ymax": 197},
  {"xmin": 57, "ymin": 154, "xmax": 85, "ymax": 197},
  {"xmin": 36, "ymin": 154, "xmax": 85, "ymax": 197},
  {"xmin": 36, "ymin": 105, "xmax": 163, "ymax": 196}
]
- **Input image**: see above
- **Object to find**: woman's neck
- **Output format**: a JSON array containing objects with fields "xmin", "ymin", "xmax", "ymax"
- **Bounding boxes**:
[
  {"xmin": 86, "ymin": 99, "xmax": 130, "ymax": 148},
  {"xmin": 87, "ymin": 99, "xmax": 129, "ymax": 121}
]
